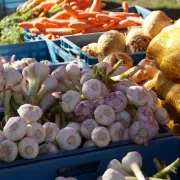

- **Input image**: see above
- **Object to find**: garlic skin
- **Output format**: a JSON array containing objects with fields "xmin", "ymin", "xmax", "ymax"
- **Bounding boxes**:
[
  {"xmin": 100, "ymin": 82, "xmax": 111, "ymax": 99},
  {"xmin": 102, "ymin": 168, "xmax": 125, "ymax": 180},
  {"xmin": 121, "ymin": 129, "xmax": 130, "ymax": 141},
  {"xmin": 116, "ymin": 111, "xmax": 132, "ymax": 128},
  {"xmin": 147, "ymin": 90, "xmax": 158, "ymax": 112},
  {"xmin": 154, "ymin": 107, "xmax": 170, "ymax": 125},
  {"xmin": 26, "ymin": 122, "xmax": 46, "ymax": 144},
  {"xmin": 80, "ymin": 119, "xmax": 99, "ymax": 139},
  {"xmin": 97, "ymin": 176, "xmax": 102, "ymax": 180},
  {"xmin": 56, "ymin": 127, "xmax": 81, "ymax": 151},
  {"xmin": 55, "ymin": 177, "xmax": 67, "ymax": 180},
  {"xmin": 113, "ymin": 66, "xmax": 128, "ymax": 76},
  {"xmin": 134, "ymin": 105, "xmax": 154, "ymax": 122},
  {"xmin": 39, "ymin": 143, "xmax": 59, "ymax": 155},
  {"xmin": 107, "ymin": 159, "xmax": 130, "ymax": 176},
  {"xmin": 18, "ymin": 137, "xmax": 39, "ymax": 159},
  {"xmin": 108, "ymin": 122, "xmax": 124, "ymax": 143},
  {"xmin": 94, "ymin": 105, "xmax": 115, "ymax": 126},
  {"xmin": 95, "ymin": 62, "xmax": 112, "ymax": 75},
  {"xmin": 126, "ymin": 86, "xmax": 148, "ymax": 106},
  {"xmin": 80, "ymin": 72, "xmax": 94, "ymax": 85},
  {"xmin": 111, "ymin": 79, "xmax": 136, "ymax": 94},
  {"xmin": 67, "ymin": 123, "xmax": 81, "ymax": 132},
  {"xmin": 129, "ymin": 121, "xmax": 156, "ymax": 145},
  {"xmin": 74, "ymin": 100, "xmax": 96, "ymax": 122},
  {"xmin": 105, "ymin": 91, "xmax": 128, "ymax": 113},
  {"xmin": 94, "ymin": 98, "xmax": 105, "ymax": 107},
  {"xmin": 82, "ymin": 79, "xmax": 102, "ymax": 101},
  {"xmin": 0, "ymin": 130, "xmax": 6, "ymax": 143},
  {"xmin": 0, "ymin": 140, "xmax": 18, "ymax": 162},
  {"xmin": 62, "ymin": 90, "xmax": 81, "ymax": 113},
  {"xmin": 17, "ymin": 104, "xmax": 42, "ymax": 123},
  {"xmin": 91, "ymin": 126, "xmax": 111, "ymax": 147},
  {"xmin": 3, "ymin": 117, "xmax": 27, "ymax": 141},
  {"xmin": 83, "ymin": 140, "xmax": 96, "ymax": 148},
  {"xmin": 43, "ymin": 122, "xmax": 59, "ymax": 143},
  {"xmin": 81, "ymin": 69, "xmax": 93, "ymax": 76}
]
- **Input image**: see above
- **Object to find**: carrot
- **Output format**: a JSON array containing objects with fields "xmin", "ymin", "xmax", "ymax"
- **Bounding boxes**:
[
  {"xmin": 126, "ymin": 16, "xmax": 144, "ymax": 25},
  {"xmin": 40, "ymin": 1, "xmax": 54, "ymax": 9},
  {"xmin": 72, "ymin": 6, "xmax": 79, "ymax": 10},
  {"xmin": 69, "ymin": 1, "xmax": 77, "ymax": 6},
  {"xmin": 45, "ymin": 28, "xmax": 76, "ymax": 35},
  {"xmin": 69, "ymin": 21, "xmax": 93, "ymax": 30},
  {"xmin": 19, "ymin": 22, "xmax": 34, "ymax": 29},
  {"xmin": 30, "ymin": 28, "xmax": 44, "ymax": 34},
  {"xmin": 101, "ymin": 3, "xmax": 106, "ymax": 8},
  {"xmin": 50, "ymin": 10, "xmax": 70, "ymax": 19},
  {"xmin": 33, "ymin": 22, "xmax": 46, "ymax": 29},
  {"xmin": 76, "ymin": 1, "xmax": 92, "ymax": 8},
  {"xmin": 84, "ymin": 20, "xmax": 115, "ymax": 33},
  {"xmin": 63, "ymin": 4, "xmax": 79, "ymax": 18},
  {"xmin": 78, "ymin": 12, "xmax": 99, "ymax": 19},
  {"xmin": 45, "ymin": 33, "xmax": 52, "ymax": 39},
  {"xmin": 96, "ymin": 14, "xmax": 124, "ymax": 22},
  {"xmin": 39, "ymin": 11, "xmax": 45, "ymax": 17},
  {"xmin": 89, "ymin": 0, "xmax": 101, "ymax": 12},
  {"xmin": 44, "ymin": 22, "xmax": 60, "ymax": 28},
  {"xmin": 122, "ymin": 1, "xmax": 129, "ymax": 12},
  {"xmin": 109, "ymin": 12, "xmax": 140, "ymax": 17},
  {"xmin": 114, "ymin": 19, "xmax": 137, "ymax": 29},
  {"xmin": 44, "ymin": 19, "xmax": 73, "ymax": 26}
]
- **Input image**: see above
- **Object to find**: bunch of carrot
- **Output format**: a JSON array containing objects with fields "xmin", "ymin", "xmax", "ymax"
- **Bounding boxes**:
[{"xmin": 19, "ymin": 0, "xmax": 144, "ymax": 39}]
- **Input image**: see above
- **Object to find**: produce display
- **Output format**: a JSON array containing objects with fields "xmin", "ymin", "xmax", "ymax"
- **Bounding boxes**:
[
  {"xmin": 55, "ymin": 151, "xmax": 180, "ymax": 180},
  {"xmin": 0, "ymin": 54, "xmax": 173, "ymax": 163}
]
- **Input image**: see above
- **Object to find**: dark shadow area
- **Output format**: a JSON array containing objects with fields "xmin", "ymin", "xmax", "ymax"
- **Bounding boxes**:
[{"xmin": 104, "ymin": 2, "xmax": 180, "ymax": 20}]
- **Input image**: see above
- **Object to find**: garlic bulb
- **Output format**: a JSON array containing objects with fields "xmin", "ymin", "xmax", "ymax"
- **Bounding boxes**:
[
  {"xmin": 147, "ymin": 90, "xmax": 158, "ymax": 112},
  {"xmin": 18, "ymin": 137, "xmax": 39, "ymax": 159},
  {"xmin": 39, "ymin": 143, "xmax": 59, "ymax": 155},
  {"xmin": 154, "ymin": 107, "xmax": 170, "ymax": 125},
  {"xmin": 0, "ymin": 140, "xmax": 18, "ymax": 162},
  {"xmin": 129, "ymin": 121, "xmax": 156, "ymax": 145},
  {"xmin": 67, "ymin": 123, "xmax": 81, "ymax": 132},
  {"xmin": 0, "ymin": 130, "xmax": 6, "ymax": 143},
  {"xmin": 102, "ymin": 168, "xmax": 125, "ymax": 180},
  {"xmin": 56, "ymin": 127, "xmax": 81, "ymax": 151},
  {"xmin": 43, "ymin": 122, "xmax": 59, "ymax": 143},
  {"xmin": 83, "ymin": 140, "xmax": 96, "ymax": 148},
  {"xmin": 126, "ymin": 86, "xmax": 148, "ymax": 106},
  {"xmin": 17, "ymin": 104, "xmax": 42, "ymax": 123},
  {"xmin": 80, "ymin": 119, "xmax": 99, "ymax": 139},
  {"xmin": 108, "ymin": 122, "xmax": 124, "ymax": 143},
  {"xmin": 3, "ymin": 117, "xmax": 27, "ymax": 141},
  {"xmin": 26, "ymin": 122, "xmax": 46, "ymax": 144},
  {"xmin": 91, "ymin": 126, "xmax": 111, "ymax": 147}
]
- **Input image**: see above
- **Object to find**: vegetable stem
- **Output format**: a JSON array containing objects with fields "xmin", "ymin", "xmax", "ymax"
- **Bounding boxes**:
[
  {"xmin": 3, "ymin": 90, "xmax": 12, "ymax": 123},
  {"xmin": 153, "ymin": 158, "xmax": 180, "ymax": 178},
  {"xmin": 55, "ymin": 114, "xmax": 61, "ymax": 128},
  {"xmin": 131, "ymin": 163, "xmax": 146, "ymax": 180},
  {"xmin": 12, "ymin": 92, "xmax": 25, "ymax": 106},
  {"xmin": 107, "ymin": 60, "xmax": 123, "ymax": 78}
]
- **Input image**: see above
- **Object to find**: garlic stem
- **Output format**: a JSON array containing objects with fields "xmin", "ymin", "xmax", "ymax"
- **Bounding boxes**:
[
  {"xmin": 110, "ymin": 66, "xmax": 140, "ymax": 83},
  {"xmin": 55, "ymin": 114, "xmax": 61, "ymax": 128},
  {"xmin": 131, "ymin": 163, "xmax": 146, "ymax": 180},
  {"xmin": 107, "ymin": 60, "xmax": 123, "ymax": 78},
  {"xmin": 4, "ymin": 90, "xmax": 12, "ymax": 122},
  {"xmin": 153, "ymin": 158, "xmax": 180, "ymax": 178},
  {"xmin": 61, "ymin": 111, "xmax": 66, "ymax": 128},
  {"xmin": 12, "ymin": 92, "xmax": 25, "ymax": 106}
]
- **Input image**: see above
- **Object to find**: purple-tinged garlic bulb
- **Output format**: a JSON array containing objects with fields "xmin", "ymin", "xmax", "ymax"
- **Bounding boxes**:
[
  {"xmin": 147, "ymin": 90, "xmax": 158, "ymax": 112},
  {"xmin": 126, "ymin": 86, "xmax": 148, "ymax": 106},
  {"xmin": 111, "ymin": 79, "xmax": 136, "ymax": 94},
  {"xmin": 62, "ymin": 90, "xmax": 81, "ymax": 113},
  {"xmin": 105, "ymin": 91, "xmax": 128, "ymax": 113},
  {"xmin": 80, "ymin": 119, "xmax": 99, "ymax": 139},
  {"xmin": 108, "ymin": 122, "xmax": 124, "ymax": 143},
  {"xmin": 116, "ymin": 111, "xmax": 132, "ymax": 128},
  {"xmin": 102, "ymin": 168, "xmax": 125, "ymax": 180},
  {"xmin": 17, "ymin": 104, "xmax": 42, "ymax": 123},
  {"xmin": 81, "ymin": 69, "xmax": 93, "ymax": 76},
  {"xmin": 94, "ymin": 105, "xmax": 115, "ymax": 126},
  {"xmin": 134, "ymin": 105, "xmax": 154, "ymax": 122},
  {"xmin": 91, "ymin": 126, "xmax": 111, "ymax": 147},
  {"xmin": 56, "ymin": 127, "xmax": 81, "ymax": 151},
  {"xmin": 154, "ymin": 107, "xmax": 170, "ymax": 125},
  {"xmin": 82, "ymin": 79, "xmax": 101, "ymax": 101},
  {"xmin": 74, "ymin": 100, "xmax": 96, "ymax": 122},
  {"xmin": 129, "ymin": 121, "xmax": 157, "ymax": 145}
]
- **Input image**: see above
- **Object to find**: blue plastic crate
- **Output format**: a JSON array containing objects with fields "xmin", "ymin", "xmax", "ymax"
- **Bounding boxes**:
[
  {"xmin": 0, "ymin": 0, "xmax": 26, "ymax": 19},
  {"xmin": 0, "ymin": 136, "xmax": 179, "ymax": 180},
  {"xmin": 60, "ymin": 31, "xmax": 146, "ymax": 67},
  {"xmin": 0, "ymin": 39, "xmax": 76, "ymax": 72}
]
